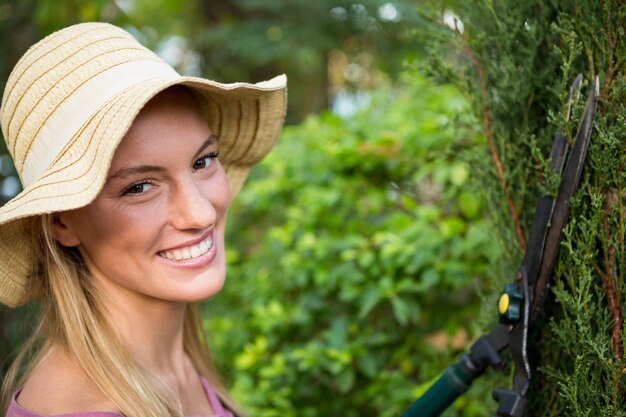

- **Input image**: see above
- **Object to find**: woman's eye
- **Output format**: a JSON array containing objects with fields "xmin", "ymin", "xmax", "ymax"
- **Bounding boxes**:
[
  {"xmin": 193, "ymin": 152, "xmax": 219, "ymax": 171},
  {"xmin": 122, "ymin": 181, "xmax": 153, "ymax": 195}
]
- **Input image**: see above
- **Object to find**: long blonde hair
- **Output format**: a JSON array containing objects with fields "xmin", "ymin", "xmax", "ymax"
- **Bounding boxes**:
[{"xmin": 1, "ymin": 214, "xmax": 243, "ymax": 416}]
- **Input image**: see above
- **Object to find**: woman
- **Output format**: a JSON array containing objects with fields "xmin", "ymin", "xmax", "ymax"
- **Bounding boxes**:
[{"xmin": 0, "ymin": 22, "xmax": 286, "ymax": 416}]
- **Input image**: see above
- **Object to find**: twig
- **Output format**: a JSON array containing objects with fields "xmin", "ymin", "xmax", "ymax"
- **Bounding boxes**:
[
  {"xmin": 462, "ymin": 47, "xmax": 527, "ymax": 250},
  {"xmin": 598, "ymin": 190, "xmax": 624, "ymax": 360}
]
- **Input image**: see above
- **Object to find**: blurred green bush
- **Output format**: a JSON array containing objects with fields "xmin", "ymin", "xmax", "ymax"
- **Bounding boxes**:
[{"xmin": 204, "ymin": 72, "xmax": 503, "ymax": 417}]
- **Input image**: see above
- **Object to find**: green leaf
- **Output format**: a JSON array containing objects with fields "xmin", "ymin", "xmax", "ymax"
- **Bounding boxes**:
[{"xmin": 391, "ymin": 296, "xmax": 411, "ymax": 326}]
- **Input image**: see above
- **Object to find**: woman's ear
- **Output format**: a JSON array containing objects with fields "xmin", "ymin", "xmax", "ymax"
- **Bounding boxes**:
[{"xmin": 51, "ymin": 213, "xmax": 81, "ymax": 247}]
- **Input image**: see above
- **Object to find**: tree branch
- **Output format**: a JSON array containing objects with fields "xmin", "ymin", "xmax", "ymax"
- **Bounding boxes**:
[
  {"xmin": 462, "ymin": 47, "xmax": 527, "ymax": 250},
  {"xmin": 597, "ymin": 190, "xmax": 624, "ymax": 361}
]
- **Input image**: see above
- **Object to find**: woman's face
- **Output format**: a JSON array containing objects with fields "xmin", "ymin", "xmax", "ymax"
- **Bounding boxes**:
[{"xmin": 53, "ymin": 87, "xmax": 231, "ymax": 306}]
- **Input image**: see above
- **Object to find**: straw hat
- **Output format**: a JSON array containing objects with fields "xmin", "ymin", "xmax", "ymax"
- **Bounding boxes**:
[{"xmin": 0, "ymin": 22, "xmax": 287, "ymax": 307}]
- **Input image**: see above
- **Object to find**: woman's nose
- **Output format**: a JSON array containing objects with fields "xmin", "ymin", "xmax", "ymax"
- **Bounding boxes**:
[{"xmin": 169, "ymin": 178, "xmax": 216, "ymax": 230}]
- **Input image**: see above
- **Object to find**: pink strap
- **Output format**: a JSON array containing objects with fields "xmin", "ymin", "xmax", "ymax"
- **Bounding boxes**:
[{"xmin": 200, "ymin": 377, "xmax": 234, "ymax": 417}]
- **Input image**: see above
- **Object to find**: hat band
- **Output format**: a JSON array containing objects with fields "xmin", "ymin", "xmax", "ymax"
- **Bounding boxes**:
[{"xmin": 21, "ymin": 58, "xmax": 179, "ymax": 187}]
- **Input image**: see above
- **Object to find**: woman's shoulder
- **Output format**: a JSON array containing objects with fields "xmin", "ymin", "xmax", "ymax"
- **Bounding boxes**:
[{"xmin": 12, "ymin": 349, "xmax": 120, "ymax": 417}]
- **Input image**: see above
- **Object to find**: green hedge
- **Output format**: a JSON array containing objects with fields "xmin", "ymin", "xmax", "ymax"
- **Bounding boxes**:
[{"xmin": 416, "ymin": 1, "xmax": 626, "ymax": 415}]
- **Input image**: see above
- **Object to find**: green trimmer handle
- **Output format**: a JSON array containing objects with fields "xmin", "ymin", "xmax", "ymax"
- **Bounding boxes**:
[{"xmin": 401, "ymin": 362, "xmax": 474, "ymax": 417}]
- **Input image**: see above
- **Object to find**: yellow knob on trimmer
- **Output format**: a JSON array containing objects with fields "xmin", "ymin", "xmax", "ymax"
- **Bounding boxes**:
[
  {"xmin": 498, "ymin": 293, "xmax": 510, "ymax": 315},
  {"xmin": 498, "ymin": 284, "xmax": 523, "ymax": 323}
]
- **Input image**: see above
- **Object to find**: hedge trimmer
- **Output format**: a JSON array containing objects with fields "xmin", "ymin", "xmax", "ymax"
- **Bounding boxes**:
[{"xmin": 402, "ymin": 75, "xmax": 599, "ymax": 417}]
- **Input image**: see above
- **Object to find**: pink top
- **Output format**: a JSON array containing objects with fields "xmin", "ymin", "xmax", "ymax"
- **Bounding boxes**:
[{"xmin": 6, "ymin": 377, "xmax": 235, "ymax": 417}]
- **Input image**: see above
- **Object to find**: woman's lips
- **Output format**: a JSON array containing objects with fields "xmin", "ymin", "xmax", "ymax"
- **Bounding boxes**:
[{"xmin": 158, "ymin": 231, "xmax": 214, "ymax": 261}]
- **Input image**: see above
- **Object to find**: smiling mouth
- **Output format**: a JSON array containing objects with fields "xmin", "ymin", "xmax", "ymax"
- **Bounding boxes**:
[{"xmin": 159, "ymin": 234, "xmax": 213, "ymax": 261}]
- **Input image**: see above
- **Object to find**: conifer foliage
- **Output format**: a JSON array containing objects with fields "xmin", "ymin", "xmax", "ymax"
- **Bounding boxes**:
[{"xmin": 420, "ymin": 1, "xmax": 626, "ymax": 415}]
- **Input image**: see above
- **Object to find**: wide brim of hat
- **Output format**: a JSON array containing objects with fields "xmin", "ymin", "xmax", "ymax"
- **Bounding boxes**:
[{"xmin": 0, "ymin": 73, "xmax": 286, "ymax": 307}]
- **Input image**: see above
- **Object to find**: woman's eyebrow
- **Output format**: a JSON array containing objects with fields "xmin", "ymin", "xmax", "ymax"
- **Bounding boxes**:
[
  {"xmin": 108, "ymin": 135, "xmax": 218, "ymax": 181},
  {"xmin": 193, "ymin": 134, "xmax": 218, "ymax": 160},
  {"xmin": 107, "ymin": 164, "xmax": 165, "ymax": 181}
]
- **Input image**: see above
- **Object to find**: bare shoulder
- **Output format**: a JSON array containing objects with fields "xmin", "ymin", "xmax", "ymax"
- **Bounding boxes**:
[{"xmin": 17, "ymin": 348, "xmax": 119, "ymax": 415}]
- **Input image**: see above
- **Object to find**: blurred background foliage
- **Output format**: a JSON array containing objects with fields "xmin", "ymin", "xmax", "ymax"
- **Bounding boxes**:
[
  {"xmin": 213, "ymin": 73, "xmax": 500, "ymax": 416},
  {"xmin": 0, "ymin": 0, "xmax": 434, "ymax": 122},
  {"xmin": 0, "ymin": 1, "xmax": 513, "ymax": 416}
]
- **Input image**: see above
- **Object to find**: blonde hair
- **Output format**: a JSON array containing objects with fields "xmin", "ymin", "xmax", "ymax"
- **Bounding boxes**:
[{"xmin": 1, "ymin": 214, "xmax": 243, "ymax": 416}]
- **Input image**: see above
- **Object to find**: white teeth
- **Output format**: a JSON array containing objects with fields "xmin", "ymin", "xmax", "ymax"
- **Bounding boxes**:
[{"xmin": 160, "ymin": 235, "xmax": 213, "ymax": 261}]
